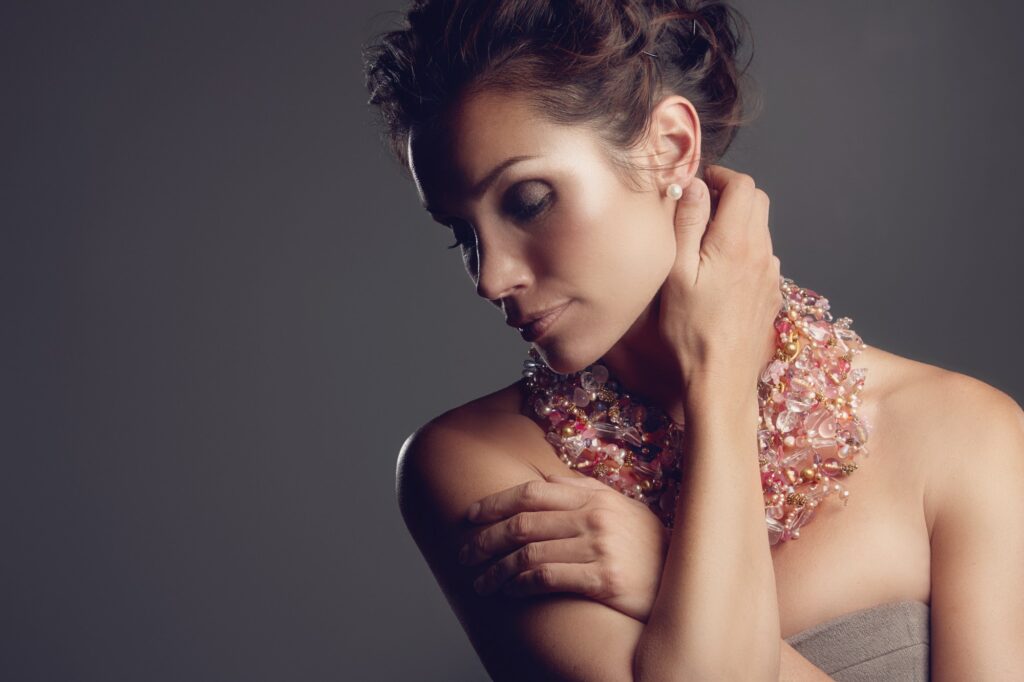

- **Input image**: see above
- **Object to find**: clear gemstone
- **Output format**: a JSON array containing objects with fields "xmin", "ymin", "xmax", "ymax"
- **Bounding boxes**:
[
  {"xmin": 785, "ymin": 390, "xmax": 817, "ymax": 413},
  {"xmin": 776, "ymin": 409, "xmax": 800, "ymax": 432},
  {"xmin": 806, "ymin": 320, "xmax": 831, "ymax": 342}
]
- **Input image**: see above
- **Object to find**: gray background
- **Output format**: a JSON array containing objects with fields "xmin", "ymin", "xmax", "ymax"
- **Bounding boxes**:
[{"xmin": 3, "ymin": 1, "xmax": 1022, "ymax": 680}]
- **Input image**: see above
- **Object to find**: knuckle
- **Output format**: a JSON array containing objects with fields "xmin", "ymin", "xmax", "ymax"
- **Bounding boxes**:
[
  {"xmin": 599, "ymin": 562, "xmax": 623, "ymax": 597},
  {"xmin": 735, "ymin": 173, "xmax": 756, "ymax": 192},
  {"xmin": 755, "ymin": 187, "xmax": 770, "ymax": 206},
  {"xmin": 585, "ymin": 506, "xmax": 615, "ymax": 533},
  {"xmin": 518, "ymin": 543, "xmax": 536, "ymax": 570},
  {"xmin": 508, "ymin": 512, "xmax": 530, "ymax": 541},
  {"xmin": 533, "ymin": 565, "xmax": 554, "ymax": 589},
  {"xmin": 520, "ymin": 480, "xmax": 545, "ymax": 504}
]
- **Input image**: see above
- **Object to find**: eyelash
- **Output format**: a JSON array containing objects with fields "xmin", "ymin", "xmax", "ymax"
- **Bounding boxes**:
[{"xmin": 444, "ymin": 193, "xmax": 553, "ymax": 250}]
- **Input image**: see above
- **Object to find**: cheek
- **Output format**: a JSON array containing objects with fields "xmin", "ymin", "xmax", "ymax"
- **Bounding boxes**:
[
  {"xmin": 532, "ymin": 172, "xmax": 675, "ymax": 305},
  {"xmin": 575, "ymin": 191, "xmax": 677, "ymax": 294}
]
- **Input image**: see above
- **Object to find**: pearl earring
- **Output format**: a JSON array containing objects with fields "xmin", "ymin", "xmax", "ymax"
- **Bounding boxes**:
[{"xmin": 666, "ymin": 183, "xmax": 683, "ymax": 200}]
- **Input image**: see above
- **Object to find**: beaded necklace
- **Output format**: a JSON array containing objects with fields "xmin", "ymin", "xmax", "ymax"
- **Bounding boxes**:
[{"xmin": 520, "ymin": 277, "xmax": 871, "ymax": 545}]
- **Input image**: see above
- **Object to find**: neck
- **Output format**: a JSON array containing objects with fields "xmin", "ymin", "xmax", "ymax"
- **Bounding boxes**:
[{"xmin": 596, "ymin": 291, "xmax": 777, "ymax": 424}]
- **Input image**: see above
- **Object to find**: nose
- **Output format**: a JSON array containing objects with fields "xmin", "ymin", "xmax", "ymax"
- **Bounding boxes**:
[{"xmin": 472, "ymin": 228, "xmax": 530, "ymax": 302}]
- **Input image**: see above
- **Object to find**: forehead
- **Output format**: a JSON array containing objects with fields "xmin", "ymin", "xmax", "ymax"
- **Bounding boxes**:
[{"xmin": 408, "ymin": 90, "xmax": 597, "ymax": 210}]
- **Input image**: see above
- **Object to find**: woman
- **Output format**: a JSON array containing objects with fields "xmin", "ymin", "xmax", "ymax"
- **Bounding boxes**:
[{"xmin": 363, "ymin": 1, "xmax": 1024, "ymax": 679}]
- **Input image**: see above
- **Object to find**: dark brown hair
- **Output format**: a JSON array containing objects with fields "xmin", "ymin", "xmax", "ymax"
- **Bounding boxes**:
[{"xmin": 362, "ymin": 0, "xmax": 759, "ymax": 189}]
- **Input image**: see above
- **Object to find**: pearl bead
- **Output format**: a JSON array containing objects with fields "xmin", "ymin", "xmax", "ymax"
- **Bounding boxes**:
[{"xmin": 666, "ymin": 183, "xmax": 683, "ymax": 200}]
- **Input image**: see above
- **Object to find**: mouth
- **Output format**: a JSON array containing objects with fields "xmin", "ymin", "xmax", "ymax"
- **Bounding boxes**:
[{"xmin": 513, "ymin": 302, "xmax": 570, "ymax": 343}]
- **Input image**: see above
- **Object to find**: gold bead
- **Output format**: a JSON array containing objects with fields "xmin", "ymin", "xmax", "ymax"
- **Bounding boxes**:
[
  {"xmin": 801, "ymin": 467, "xmax": 816, "ymax": 481},
  {"xmin": 786, "ymin": 492, "xmax": 807, "ymax": 507},
  {"xmin": 561, "ymin": 424, "xmax": 576, "ymax": 437}
]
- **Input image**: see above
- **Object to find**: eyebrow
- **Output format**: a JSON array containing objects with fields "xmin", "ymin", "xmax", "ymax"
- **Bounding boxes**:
[{"xmin": 423, "ymin": 154, "xmax": 539, "ymax": 214}]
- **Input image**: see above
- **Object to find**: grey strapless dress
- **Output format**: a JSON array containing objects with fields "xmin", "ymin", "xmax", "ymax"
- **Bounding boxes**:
[{"xmin": 784, "ymin": 600, "xmax": 930, "ymax": 680}]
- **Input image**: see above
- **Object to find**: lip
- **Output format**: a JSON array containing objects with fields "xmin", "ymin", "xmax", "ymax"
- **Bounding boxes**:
[{"xmin": 515, "ymin": 302, "xmax": 570, "ymax": 343}]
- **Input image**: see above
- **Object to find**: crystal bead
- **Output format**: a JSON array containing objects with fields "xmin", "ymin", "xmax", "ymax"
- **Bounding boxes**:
[
  {"xmin": 806, "ymin": 320, "xmax": 832, "ymax": 343},
  {"xmin": 816, "ymin": 415, "xmax": 837, "ymax": 438},
  {"xmin": 791, "ymin": 504, "xmax": 816, "ymax": 530},
  {"xmin": 781, "ymin": 447, "xmax": 811, "ymax": 468},
  {"xmin": 620, "ymin": 426, "xmax": 642, "ymax": 447},
  {"xmin": 785, "ymin": 390, "xmax": 817, "ymax": 413},
  {"xmin": 776, "ymin": 409, "xmax": 799, "ymax": 433}
]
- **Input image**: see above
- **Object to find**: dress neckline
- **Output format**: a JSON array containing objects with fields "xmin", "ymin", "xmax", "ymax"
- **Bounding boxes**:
[{"xmin": 785, "ymin": 599, "xmax": 929, "ymax": 643}]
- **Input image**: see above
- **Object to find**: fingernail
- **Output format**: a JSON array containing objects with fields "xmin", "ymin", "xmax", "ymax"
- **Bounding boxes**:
[{"xmin": 467, "ymin": 502, "xmax": 480, "ymax": 520}]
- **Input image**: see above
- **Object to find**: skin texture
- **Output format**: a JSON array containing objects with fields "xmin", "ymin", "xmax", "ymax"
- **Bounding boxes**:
[{"xmin": 398, "ymin": 88, "xmax": 1024, "ymax": 680}]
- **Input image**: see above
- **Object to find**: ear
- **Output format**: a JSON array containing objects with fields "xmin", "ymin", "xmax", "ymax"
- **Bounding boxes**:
[{"xmin": 646, "ymin": 94, "xmax": 702, "ymax": 192}]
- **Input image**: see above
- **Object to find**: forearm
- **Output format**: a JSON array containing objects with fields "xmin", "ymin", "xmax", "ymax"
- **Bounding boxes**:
[{"xmin": 633, "ymin": 379, "xmax": 781, "ymax": 681}]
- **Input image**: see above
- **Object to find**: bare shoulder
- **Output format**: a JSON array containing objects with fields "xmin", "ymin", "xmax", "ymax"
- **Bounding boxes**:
[
  {"xmin": 858, "ymin": 344, "xmax": 1024, "ymax": 533},
  {"xmin": 863, "ymin": 348, "xmax": 1024, "ymax": 677},
  {"xmin": 395, "ymin": 381, "xmax": 643, "ymax": 681},
  {"xmin": 396, "ymin": 380, "xmax": 538, "ymax": 529}
]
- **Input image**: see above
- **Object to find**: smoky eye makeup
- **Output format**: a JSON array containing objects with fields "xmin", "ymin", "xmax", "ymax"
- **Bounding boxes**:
[{"xmin": 502, "ymin": 180, "xmax": 553, "ymax": 221}]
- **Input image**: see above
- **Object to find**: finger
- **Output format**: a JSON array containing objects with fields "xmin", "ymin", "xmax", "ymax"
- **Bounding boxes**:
[
  {"xmin": 701, "ymin": 165, "xmax": 756, "ymax": 257},
  {"xmin": 473, "ymin": 536, "xmax": 594, "ymax": 595},
  {"xmin": 667, "ymin": 175, "xmax": 711, "ymax": 282},
  {"xmin": 462, "ymin": 510, "xmax": 580, "ymax": 566},
  {"xmin": 501, "ymin": 562, "xmax": 604, "ymax": 599},
  {"xmin": 752, "ymin": 187, "xmax": 772, "ymax": 257},
  {"xmin": 467, "ymin": 479, "xmax": 591, "ymax": 523},
  {"xmin": 544, "ymin": 474, "xmax": 609, "ymax": 491}
]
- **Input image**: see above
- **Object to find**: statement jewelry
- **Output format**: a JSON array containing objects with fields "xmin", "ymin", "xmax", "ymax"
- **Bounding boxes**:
[{"xmin": 521, "ymin": 276, "xmax": 870, "ymax": 545}]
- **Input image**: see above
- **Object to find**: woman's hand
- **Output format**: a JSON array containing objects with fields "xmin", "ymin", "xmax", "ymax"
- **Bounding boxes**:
[
  {"xmin": 660, "ymin": 165, "xmax": 782, "ymax": 391},
  {"xmin": 459, "ymin": 474, "xmax": 669, "ymax": 623}
]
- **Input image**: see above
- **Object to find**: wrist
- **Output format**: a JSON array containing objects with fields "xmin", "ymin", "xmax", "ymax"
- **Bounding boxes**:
[{"xmin": 683, "ymin": 371, "xmax": 758, "ymax": 409}]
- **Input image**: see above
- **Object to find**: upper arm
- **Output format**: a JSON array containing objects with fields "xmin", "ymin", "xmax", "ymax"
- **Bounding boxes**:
[
  {"xmin": 927, "ymin": 375, "xmax": 1024, "ymax": 680},
  {"xmin": 396, "ymin": 416, "xmax": 644, "ymax": 682}
]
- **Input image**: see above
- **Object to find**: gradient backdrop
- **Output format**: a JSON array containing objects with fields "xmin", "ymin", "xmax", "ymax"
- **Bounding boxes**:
[{"xmin": 4, "ymin": 1, "xmax": 1022, "ymax": 680}]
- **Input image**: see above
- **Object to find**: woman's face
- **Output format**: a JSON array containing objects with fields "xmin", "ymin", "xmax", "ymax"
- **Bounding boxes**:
[{"xmin": 408, "ymin": 88, "xmax": 687, "ymax": 374}]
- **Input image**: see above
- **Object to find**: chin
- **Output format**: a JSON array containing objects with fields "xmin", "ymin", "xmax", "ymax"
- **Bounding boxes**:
[{"xmin": 531, "ymin": 337, "xmax": 612, "ymax": 376}]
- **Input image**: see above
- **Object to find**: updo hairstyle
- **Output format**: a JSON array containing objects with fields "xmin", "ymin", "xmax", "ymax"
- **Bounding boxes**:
[{"xmin": 363, "ymin": 0, "xmax": 759, "ymax": 190}]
